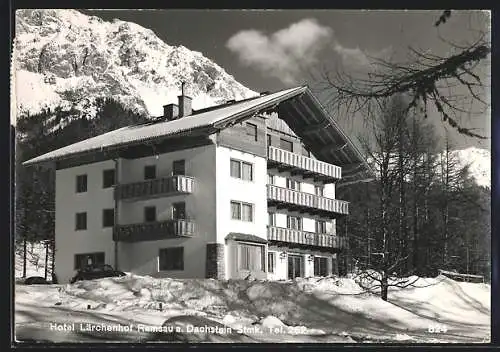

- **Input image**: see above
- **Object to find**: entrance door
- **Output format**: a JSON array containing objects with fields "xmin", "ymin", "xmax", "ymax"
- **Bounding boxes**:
[{"xmin": 288, "ymin": 255, "xmax": 303, "ymax": 279}]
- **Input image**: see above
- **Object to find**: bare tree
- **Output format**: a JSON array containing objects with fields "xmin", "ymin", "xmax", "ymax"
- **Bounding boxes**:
[{"xmin": 315, "ymin": 10, "xmax": 490, "ymax": 139}]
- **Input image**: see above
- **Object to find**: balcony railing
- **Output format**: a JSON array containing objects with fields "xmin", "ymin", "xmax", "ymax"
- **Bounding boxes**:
[
  {"xmin": 267, "ymin": 226, "xmax": 347, "ymax": 249},
  {"xmin": 268, "ymin": 146, "xmax": 341, "ymax": 181},
  {"xmin": 115, "ymin": 175, "xmax": 194, "ymax": 201},
  {"xmin": 267, "ymin": 184, "xmax": 349, "ymax": 217},
  {"xmin": 113, "ymin": 219, "xmax": 195, "ymax": 242}
]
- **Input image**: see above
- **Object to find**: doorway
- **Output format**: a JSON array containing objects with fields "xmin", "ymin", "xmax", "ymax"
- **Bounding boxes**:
[{"xmin": 288, "ymin": 254, "xmax": 304, "ymax": 279}]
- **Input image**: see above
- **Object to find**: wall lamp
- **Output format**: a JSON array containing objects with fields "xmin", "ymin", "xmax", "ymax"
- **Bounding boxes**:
[
  {"xmin": 279, "ymin": 252, "xmax": 287, "ymax": 260},
  {"xmin": 308, "ymin": 254, "xmax": 315, "ymax": 262}
]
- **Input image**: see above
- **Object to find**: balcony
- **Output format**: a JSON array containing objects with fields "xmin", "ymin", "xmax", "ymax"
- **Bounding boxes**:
[
  {"xmin": 115, "ymin": 175, "xmax": 194, "ymax": 201},
  {"xmin": 113, "ymin": 219, "xmax": 195, "ymax": 242},
  {"xmin": 267, "ymin": 226, "xmax": 347, "ymax": 249},
  {"xmin": 267, "ymin": 146, "xmax": 341, "ymax": 182},
  {"xmin": 267, "ymin": 184, "xmax": 349, "ymax": 218}
]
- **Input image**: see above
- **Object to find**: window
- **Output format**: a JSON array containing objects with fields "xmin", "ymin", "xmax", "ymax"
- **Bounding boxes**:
[
  {"xmin": 75, "ymin": 212, "xmax": 87, "ymax": 230},
  {"xmin": 74, "ymin": 252, "xmax": 104, "ymax": 270},
  {"xmin": 144, "ymin": 165, "xmax": 156, "ymax": 180},
  {"xmin": 315, "ymin": 185, "xmax": 324, "ymax": 196},
  {"xmin": 268, "ymin": 252, "xmax": 276, "ymax": 273},
  {"xmin": 238, "ymin": 243, "xmax": 265, "ymax": 271},
  {"xmin": 314, "ymin": 257, "xmax": 328, "ymax": 277},
  {"xmin": 172, "ymin": 160, "xmax": 185, "ymax": 176},
  {"xmin": 302, "ymin": 146, "xmax": 311, "ymax": 157},
  {"xmin": 246, "ymin": 122, "xmax": 258, "ymax": 141},
  {"xmin": 230, "ymin": 159, "xmax": 253, "ymax": 181},
  {"xmin": 159, "ymin": 247, "xmax": 184, "ymax": 270},
  {"xmin": 316, "ymin": 220, "xmax": 327, "ymax": 233},
  {"xmin": 286, "ymin": 178, "xmax": 300, "ymax": 191},
  {"xmin": 268, "ymin": 174, "xmax": 275, "ymax": 185},
  {"xmin": 76, "ymin": 174, "xmax": 87, "ymax": 193},
  {"xmin": 102, "ymin": 209, "xmax": 115, "ymax": 228},
  {"xmin": 172, "ymin": 202, "xmax": 186, "ymax": 220},
  {"xmin": 102, "ymin": 169, "xmax": 116, "ymax": 188},
  {"xmin": 287, "ymin": 215, "xmax": 302, "ymax": 230},
  {"xmin": 279, "ymin": 138, "xmax": 293, "ymax": 152},
  {"xmin": 267, "ymin": 134, "xmax": 272, "ymax": 147},
  {"xmin": 268, "ymin": 212, "xmax": 275, "ymax": 226},
  {"xmin": 231, "ymin": 201, "xmax": 253, "ymax": 222},
  {"xmin": 144, "ymin": 206, "xmax": 156, "ymax": 222}
]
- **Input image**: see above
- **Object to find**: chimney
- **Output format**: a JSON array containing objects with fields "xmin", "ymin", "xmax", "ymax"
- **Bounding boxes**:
[
  {"xmin": 178, "ymin": 81, "xmax": 193, "ymax": 118},
  {"xmin": 163, "ymin": 103, "xmax": 179, "ymax": 121}
]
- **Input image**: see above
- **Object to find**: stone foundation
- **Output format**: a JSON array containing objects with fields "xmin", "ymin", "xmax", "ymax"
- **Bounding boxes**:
[{"xmin": 205, "ymin": 243, "xmax": 225, "ymax": 279}]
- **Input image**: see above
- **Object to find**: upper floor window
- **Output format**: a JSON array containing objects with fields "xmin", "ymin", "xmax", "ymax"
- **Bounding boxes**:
[
  {"xmin": 172, "ymin": 202, "xmax": 186, "ymax": 220},
  {"xmin": 144, "ymin": 165, "xmax": 156, "ymax": 180},
  {"xmin": 267, "ymin": 174, "xmax": 275, "ymax": 185},
  {"xmin": 287, "ymin": 215, "xmax": 302, "ymax": 230},
  {"xmin": 302, "ymin": 146, "xmax": 311, "ymax": 157},
  {"xmin": 144, "ymin": 206, "xmax": 156, "ymax": 222},
  {"xmin": 230, "ymin": 159, "xmax": 253, "ymax": 181},
  {"xmin": 316, "ymin": 220, "xmax": 327, "ymax": 233},
  {"xmin": 315, "ymin": 185, "xmax": 324, "ymax": 197},
  {"xmin": 231, "ymin": 201, "xmax": 253, "ymax": 222},
  {"xmin": 102, "ymin": 208, "xmax": 115, "ymax": 228},
  {"xmin": 102, "ymin": 169, "xmax": 116, "ymax": 189},
  {"xmin": 246, "ymin": 122, "xmax": 258, "ymax": 141},
  {"xmin": 76, "ymin": 174, "xmax": 87, "ymax": 193},
  {"xmin": 268, "ymin": 212, "xmax": 276, "ymax": 226},
  {"xmin": 75, "ymin": 212, "xmax": 87, "ymax": 230},
  {"xmin": 172, "ymin": 160, "xmax": 185, "ymax": 176},
  {"xmin": 286, "ymin": 178, "xmax": 301, "ymax": 191},
  {"xmin": 159, "ymin": 247, "xmax": 184, "ymax": 271},
  {"xmin": 267, "ymin": 134, "xmax": 272, "ymax": 147},
  {"xmin": 279, "ymin": 138, "xmax": 293, "ymax": 152}
]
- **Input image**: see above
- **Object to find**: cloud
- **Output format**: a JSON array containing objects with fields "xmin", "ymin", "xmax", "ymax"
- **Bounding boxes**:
[
  {"xmin": 226, "ymin": 18, "xmax": 333, "ymax": 84},
  {"xmin": 332, "ymin": 42, "xmax": 394, "ymax": 71}
]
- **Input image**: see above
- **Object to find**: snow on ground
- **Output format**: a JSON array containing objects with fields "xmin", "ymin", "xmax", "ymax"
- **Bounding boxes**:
[
  {"xmin": 15, "ymin": 273, "xmax": 490, "ymax": 343},
  {"xmin": 15, "ymin": 242, "xmax": 51, "ymax": 280}
]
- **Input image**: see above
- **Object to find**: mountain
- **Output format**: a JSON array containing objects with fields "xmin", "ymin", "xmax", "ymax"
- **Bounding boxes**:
[{"xmin": 12, "ymin": 9, "xmax": 257, "ymax": 125}]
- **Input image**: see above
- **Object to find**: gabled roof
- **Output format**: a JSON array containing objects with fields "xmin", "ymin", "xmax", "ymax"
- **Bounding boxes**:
[
  {"xmin": 23, "ymin": 87, "xmax": 305, "ymax": 165},
  {"xmin": 23, "ymin": 86, "xmax": 374, "ymax": 181}
]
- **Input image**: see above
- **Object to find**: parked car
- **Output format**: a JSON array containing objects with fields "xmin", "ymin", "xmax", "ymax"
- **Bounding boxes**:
[
  {"xmin": 70, "ymin": 264, "xmax": 126, "ymax": 283},
  {"xmin": 24, "ymin": 276, "xmax": 50, "ymax": 285}
]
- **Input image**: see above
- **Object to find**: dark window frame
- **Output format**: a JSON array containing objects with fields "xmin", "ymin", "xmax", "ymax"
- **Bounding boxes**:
[
  {"xmin": 76, "ymin": 174, "xmax": 88, "ymax": 193},
  {"xmin": 159, "ymin": 247, "xmax": 184, "ymax": 271},
  {"xmin": 172, "ymin": 202, "xmax": 186, "ymax": 220},
  {"xmin": 238, "ymin": 242, "xmax": 265, "ymax": 271},
  {"xmin": 172, "ymin": 160, "xmax": 185, "ymax": 176},
  {"xmin": 102, "ymin": 208, "xmax": 115, "ymax": 228},
  {"xmin": 144, "ymin": 206, "xmax": 157, "ymax": 222},
  {"xmin": 231, "ymin": 201, "xmax": 254, "ymax": 222},
  {"xmin": 230, "ymin": 159, "xmax": 253, "ymax": 181},
  {"xmin": 102, "ymin": 169, "xmax": 116, "ymax": 189},
  {"xmin": 245, "ymin": 122, "xmax": 258, "ymax": 141},
  {"xmin": 74, "ymin": 252, "xmax": 105, "ymax": 270},
  {"xmin": 144, "ymin": 165, "xmax": 156, "ymax": 180},
  {"xmin": 268, "ymin": 252, "xmax": 276, "ymax": 273},
  {"xmin": 279, "ymin": 138, "xmax": 293, "ymax": 152},
  {"xmin": 287, "ymin": 215, "xmax": 302, "ymax": 230},
  {"xmin": 316, "ymin": 220, "xmax": 327, "ymax": 233},
  {"xmin": 314, "ymin": 257, "xmax": 328, "ymax": 277},
  {"xmin": 75, "ymin": 212, "xmax": 87, "ymax": 230}
]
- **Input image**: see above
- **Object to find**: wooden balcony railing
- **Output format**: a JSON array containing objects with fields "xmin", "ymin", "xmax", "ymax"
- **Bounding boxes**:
[
  {"xmin": 267, "ymin": 184, "xmax": 349, "ymax": 216},
  {"xmin": 267, "ymin": 226, "xmax": 347, "ymax": 249},
  {"xmin": 115, "ymin": 175, "xmax": 194, "ymax": 201},
  {"xmin": 268, "ymin": 146, "xmax": 341, "ymax": 181},
  {"xmin": 113, "ymin": 219, "xmax": 195, "ymax": 242}
]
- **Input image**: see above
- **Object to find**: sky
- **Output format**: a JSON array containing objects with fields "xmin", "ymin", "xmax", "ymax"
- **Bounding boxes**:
[{"xmin": 81, "ymin": 9, "xmax": 491, "ymax": 150}]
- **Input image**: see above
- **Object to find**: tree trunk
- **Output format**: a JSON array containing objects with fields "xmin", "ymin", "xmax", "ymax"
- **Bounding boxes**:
[
  {"xmin": 381, "ymin": 272, "xmax": 389, "ymax": 301},
  {"xmin": 22, "ymin": 238, "xmax": 27, "ymax": 278}
]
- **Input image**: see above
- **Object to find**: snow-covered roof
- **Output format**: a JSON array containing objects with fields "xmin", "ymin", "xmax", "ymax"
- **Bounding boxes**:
[{"xmin": 24, "ymin": 86, "xmax": 306, "ymax": 165}]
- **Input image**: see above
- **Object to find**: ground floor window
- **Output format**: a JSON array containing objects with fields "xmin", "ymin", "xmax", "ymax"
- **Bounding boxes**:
[
  {"xmin": 268, "ymin": 252, "xmax": 276, "ymax": 273},
  {"xmin": 314, "ymin": 257, "xmax": 328, "ymax": 277},
  {"xmin": 159, "ymin": 247, "xmax": 184, "ymax": 270},
  {"xmin": 74, "ymin": 252, "xmax": 105, "ymax": 270},
  {"xmin": 238, "ymin": 243, "xmax": 265, "ymax": 271}
]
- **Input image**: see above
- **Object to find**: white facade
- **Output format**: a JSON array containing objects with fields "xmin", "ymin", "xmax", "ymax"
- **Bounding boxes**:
[{"xmin": 54, "ymin": 138, "xmax": 344, "ymax": 283}]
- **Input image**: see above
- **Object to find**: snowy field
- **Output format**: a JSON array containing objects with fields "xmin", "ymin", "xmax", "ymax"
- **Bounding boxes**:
[{"xmin": 15, "ymin": 273, "xmax": 490, "ymax": 343}]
